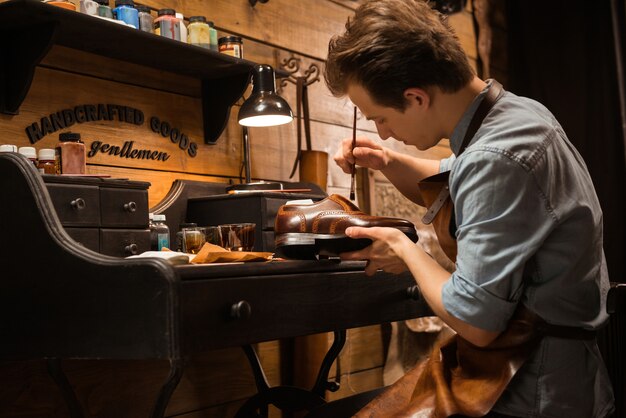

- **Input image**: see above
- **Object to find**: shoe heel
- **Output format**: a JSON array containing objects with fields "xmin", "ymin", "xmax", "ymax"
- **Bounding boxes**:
[{"xmin": 275, "ymin": 244, "xmax": 318, "ymax": 260}]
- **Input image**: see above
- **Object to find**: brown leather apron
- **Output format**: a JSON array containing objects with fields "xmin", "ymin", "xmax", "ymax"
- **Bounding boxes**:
[{"xmin": 354, "ymin": 81, "xmax": 595, "ymax": 418}]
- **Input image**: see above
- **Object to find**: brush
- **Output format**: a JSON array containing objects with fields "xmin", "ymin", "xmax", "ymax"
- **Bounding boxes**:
[{"xmin": 349, "ymin": 106, "xmax": 357, "ymax": 200}]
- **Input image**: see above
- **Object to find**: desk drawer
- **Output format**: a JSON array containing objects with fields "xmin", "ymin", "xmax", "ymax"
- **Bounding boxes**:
[
  {"xmin": 181, "ymin": 271, "xmax": 426, "ymax": 352},
  {"xmin": 100, "ymin": 187, "xmax": 148, "ymax": 228},
  {"xmin": 46, "ymin": 183, "xmax": 100, "ymax": 227},
  {"xmin": 100, "ymin": 228, "xmax": 150, "ymax": 257}
]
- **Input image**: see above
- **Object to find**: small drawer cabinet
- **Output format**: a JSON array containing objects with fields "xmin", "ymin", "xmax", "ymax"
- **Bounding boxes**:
[{"xmin": 43, "ymin": 175, "xmax": 151, "ymax": 257}]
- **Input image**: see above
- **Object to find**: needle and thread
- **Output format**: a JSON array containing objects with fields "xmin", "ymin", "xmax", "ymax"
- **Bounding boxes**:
[{"xmin": 349, "ymin": 106, "xmax": 357, "ymax": 200}]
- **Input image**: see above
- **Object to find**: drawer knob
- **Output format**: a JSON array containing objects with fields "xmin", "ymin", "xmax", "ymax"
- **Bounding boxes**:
[
  {"xmin": 70, "ymin": 198, "xmax": 86, "ymax": 210},
  {"xmin": 230, "ymin": 300, "xmax": 252, "ymax": 320},
  {"xmin": 406, "ymin": 285, "xmax": 421, "ymax": 301},
  {"xmin": 125, "ymin": 243, "xmax": 139, "ymax": 255},
  {"xmin": 123, "ymin": 201, "xmax": 137, "ymax": 213}
]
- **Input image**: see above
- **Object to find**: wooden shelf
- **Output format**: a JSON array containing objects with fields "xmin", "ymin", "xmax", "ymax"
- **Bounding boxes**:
[{"xmin": 0, "ymin": 0, "xmax": 278, "ymax": 143}]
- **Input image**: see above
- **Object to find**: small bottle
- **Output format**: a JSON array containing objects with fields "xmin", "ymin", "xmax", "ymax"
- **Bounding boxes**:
[
  {"xmin": 43, "ymin": 0, "xmax": 77, "ymax": 11},
  {"xmin": 95, "ymin": 0, "xmax": 113, "ymax": 18},
  {"xmin": 56, "ymin": 132, "xmax": 86, "ymax": 175},
  {"xmin": 150, "ymin": 214, "xmax": 170, "ymax": 251},
  {"xmin": 187, "ymin": 16, "xmax": 210, "ymax": 49},
  {"xmin": 37, "ymin": 148, "xmax": 57, "ymax": 174},
  {"xmin": 176, "ymin": 12, "xmax": 187, "ymax": 43},
  {"xmin": 208, "ymin": 21, "xmax": 218, "ymax": 51},
  {"xmin": 137, "ymin": 5, "xmax": 154, "ymax": 33},
  {"xmin": 113, "ymin": 0, "xmax": 139, "ymax": 29},
  {"xmin": 175, "ymin": 222, "xmax": 197, "ymax": 251},
  {"xmin": 0, "ymin": 144, "xmax": 18, "ymax": 153},
  {"xmin": 18, "ymin": 147, "xmax": 38, "ymax": 167},
  {"xmin": 218, "ymin": 35, "xmax": 243, "ymax": 58},
  {"xmin": 154, "ymin": 9, "xmax": 180, "ymax": 40},
  {"xmin": 79, "ymin": 0, "xmax": 98, "ymax": 15}
]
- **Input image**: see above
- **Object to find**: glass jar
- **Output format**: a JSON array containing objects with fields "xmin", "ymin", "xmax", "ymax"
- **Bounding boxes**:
[
  {"xmin": 136, "ymin": 5, "xmax": 154, "ymax": 33},
  {"xmin": 187, "ymin": 16, "xmax": 211, "ymax": 49},
  {"xmin": 113, "ymin": 0, "xmax": 139, "ymax": 29},
  {"xmin": 176, "ymin": 12, "xmax": 187, "ymax": 43},
  {"xmin": 150, "ymin": 213, "xmax": 170, "ymax": 251},
  {"xmin": 37, "ymin": 148, "xmax": 57, "ymax": 174},
  {"xmin": 176, "ymin": 222, "xmax": 197, "ymax": 252},
  {"xmin": 43, "ymin": 0, "xmax": 77, "ymax": 11},
  {"xmin": 207, "ymin": 21, "xmax": 218, "ymax": 51},
  {"xmin": 56, "ymin": 132, "xmax": 86, "ymax": 174},
  {"xmin": 79, "ymin": 0, "xmax": 98, "ymax": 15},
  {"xmin": 218, "ymin": 35, "xmax": 243, "ymax": 58},
  {"xmin": 18, "ymin": 146, "xmax": 37, "ymax": 167},
  {"xmin": 95, "ymin": 0, "xmax": 113, "ymax": 18},
  {"xmin": 154, "ymin": 9, "xmax": 180, "ymax": 40}
]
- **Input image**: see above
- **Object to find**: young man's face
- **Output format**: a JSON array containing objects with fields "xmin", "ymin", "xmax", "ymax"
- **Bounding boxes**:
[{"xmin": 347, "ymin": 83, "xmax": 438, "ymax": 150}]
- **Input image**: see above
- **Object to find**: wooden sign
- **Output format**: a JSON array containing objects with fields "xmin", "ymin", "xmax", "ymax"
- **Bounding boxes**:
[{"xmin": 25, "ymin": 103, "xmax": 198, "ymax": 160}]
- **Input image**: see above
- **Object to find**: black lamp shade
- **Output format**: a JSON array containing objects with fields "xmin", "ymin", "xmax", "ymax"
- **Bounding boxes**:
[{"xmin": 238, "ymin": 65, "xmax": 293, "ymax": 127}]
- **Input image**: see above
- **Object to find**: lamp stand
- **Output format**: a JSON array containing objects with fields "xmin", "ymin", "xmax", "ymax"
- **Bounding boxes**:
[
  {"xmin": 243, "ymin": 126, "xmax": 252, "ymax": 184},
  {"xmin": 226, "ymin": 126, "xmax": 283, "ymax": 192}
]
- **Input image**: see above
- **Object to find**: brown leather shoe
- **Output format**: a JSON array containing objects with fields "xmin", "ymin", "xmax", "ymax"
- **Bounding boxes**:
[{"xmin": 274, "ymin": 194, "xmax": 418, "ymax": 259}]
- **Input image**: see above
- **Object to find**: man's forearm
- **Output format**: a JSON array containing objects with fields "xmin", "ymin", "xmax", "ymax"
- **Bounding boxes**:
[{"xmin": 401, "ymin": 243, "xmax": 501, "ymax": 347}]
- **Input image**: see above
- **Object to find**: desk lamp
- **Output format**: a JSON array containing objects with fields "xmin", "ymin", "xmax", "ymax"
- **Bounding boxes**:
[{"xmin": 232, "ymin": 64, "xmax": 293, "ymax": 191}]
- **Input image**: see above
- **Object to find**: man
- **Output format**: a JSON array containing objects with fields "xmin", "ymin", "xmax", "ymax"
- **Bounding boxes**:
[{"xmin": 325, "ymin": 0, "xmax": 614, "ymax": 416}]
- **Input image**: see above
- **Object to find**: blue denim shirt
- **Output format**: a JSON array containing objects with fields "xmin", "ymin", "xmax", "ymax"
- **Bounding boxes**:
[{"xmin": 439, "ymin": 81, "xmax": 614, "ymax": 417}]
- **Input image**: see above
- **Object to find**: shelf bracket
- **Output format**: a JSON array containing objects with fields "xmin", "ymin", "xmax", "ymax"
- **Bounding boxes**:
[
  {"xmin": 202, "ymin": 71, "xmax": 251, "ymax": 144},
  {"xmin": 0, "ymin": 22, "xmax": 57, "ymax": 115}
]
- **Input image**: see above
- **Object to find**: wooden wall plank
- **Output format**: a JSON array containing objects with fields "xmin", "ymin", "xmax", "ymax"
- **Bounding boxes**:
[{"xmin": 140, "ymin": 0, "xmax": 352, "ymax": 61}]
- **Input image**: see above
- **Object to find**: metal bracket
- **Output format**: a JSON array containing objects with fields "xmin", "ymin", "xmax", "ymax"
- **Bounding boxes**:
[{"xmin": 278, "ymin": 55, "xmax": 321, "ymax": 94}]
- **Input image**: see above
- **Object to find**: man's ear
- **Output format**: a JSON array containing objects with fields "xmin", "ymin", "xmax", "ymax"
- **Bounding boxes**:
[{"xmin": 403, "ymin": 88, "xmax": 430, "ymax": 108}]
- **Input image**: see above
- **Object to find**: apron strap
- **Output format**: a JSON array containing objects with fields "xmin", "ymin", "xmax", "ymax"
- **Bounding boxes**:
[{"xmin": 421, "ymin": 79, "xmax": 504, "ymax": 225}]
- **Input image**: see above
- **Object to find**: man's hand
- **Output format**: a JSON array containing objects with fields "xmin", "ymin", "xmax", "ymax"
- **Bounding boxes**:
[
  {"xmin": 333, "ymin": 137, "xmax": 390, "ymax": 174},
  {"xmin": 339, "ymin": 226, "xmax": 414, "ymax": 275}
]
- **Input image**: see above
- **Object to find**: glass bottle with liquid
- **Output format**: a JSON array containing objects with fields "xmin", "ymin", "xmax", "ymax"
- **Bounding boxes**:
[
  {"xmin": 150, "ymin": 213, "xmax": 170, "ymax": 251},
  {"xmin": 56, "ymin": 132, "xmax": 86, "ymax": 175},
  {"xmin": 37, "ymin": 148, "xmax": 57, "ymax": 174}
]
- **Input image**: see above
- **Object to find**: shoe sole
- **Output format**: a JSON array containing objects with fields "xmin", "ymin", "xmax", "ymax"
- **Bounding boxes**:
[{"xmin": 274, "ymin": 228, "xmax": 418, "ymax": 260}]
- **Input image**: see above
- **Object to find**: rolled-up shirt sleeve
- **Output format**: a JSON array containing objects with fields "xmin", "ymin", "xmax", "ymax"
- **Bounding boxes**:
[
  {"xmin": 439, "ymin": 155, "xmax": 455, "ymax": 173},
  {"xmin": 442, "ymin": 149, "xmax": 556, "ymax": 332}
]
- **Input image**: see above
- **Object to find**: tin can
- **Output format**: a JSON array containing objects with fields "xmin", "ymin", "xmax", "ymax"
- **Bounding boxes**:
[{"xmin": 218, "ymin": 35, "xmax": 243, "ymax": 58}]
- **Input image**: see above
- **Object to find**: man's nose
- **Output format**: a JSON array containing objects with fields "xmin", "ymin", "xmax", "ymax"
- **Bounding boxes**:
[{"xmin": 376, "ymin": 123, "xmax": 391, "ymax": 140}]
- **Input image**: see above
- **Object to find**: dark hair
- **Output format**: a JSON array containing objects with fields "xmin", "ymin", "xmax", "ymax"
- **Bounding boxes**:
[{"xmin": 325, "ymin": 0, "xmax": 474, "ymax": 110}]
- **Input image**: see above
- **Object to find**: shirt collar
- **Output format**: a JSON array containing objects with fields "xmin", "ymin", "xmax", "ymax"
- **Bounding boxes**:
[{"xmin": 449, "ymin": 79, "xmax": 493, "ymax": 156}]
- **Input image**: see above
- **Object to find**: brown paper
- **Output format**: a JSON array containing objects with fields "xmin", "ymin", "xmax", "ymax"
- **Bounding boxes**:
[{"xmin": 190, "ymin": 242, "xmax": 273, "ymax": 264}]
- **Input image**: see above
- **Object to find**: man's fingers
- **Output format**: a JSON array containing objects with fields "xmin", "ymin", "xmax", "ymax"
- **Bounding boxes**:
[{"xmin": 345, "ymin": 226, "xmax": 384, "ymax": 240}]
